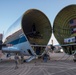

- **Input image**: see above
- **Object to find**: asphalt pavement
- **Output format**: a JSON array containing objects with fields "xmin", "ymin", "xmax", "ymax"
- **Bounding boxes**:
[{"xmin": 0, "ymin": 53, "xmax": 76, "ymax": 75}]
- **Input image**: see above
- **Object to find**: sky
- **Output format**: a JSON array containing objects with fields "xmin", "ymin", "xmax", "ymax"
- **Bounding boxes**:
[{"xmin": 0, "ymin": 0, "xmax": 76, "ymax": 45}]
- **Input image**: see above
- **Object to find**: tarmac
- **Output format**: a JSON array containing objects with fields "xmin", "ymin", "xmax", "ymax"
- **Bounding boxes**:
[{"xmin": 0, "ymin": 52, "xmax": 76, "ymax": 75}]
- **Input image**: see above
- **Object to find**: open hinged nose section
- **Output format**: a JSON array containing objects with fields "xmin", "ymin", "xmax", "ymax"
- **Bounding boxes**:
[
  {"xmin": 21, "ymin": 9, "xmax": 52, "ymax": 55},
  {"xmin": 22, "ymin": 9, "xmax": 52, "ymax": 46}
]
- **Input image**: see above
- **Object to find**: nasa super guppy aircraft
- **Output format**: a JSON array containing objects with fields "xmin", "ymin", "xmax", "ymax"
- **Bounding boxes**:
[{"xmin": 0, "ymin": 9, "xmax": 52, "ymax": 62}]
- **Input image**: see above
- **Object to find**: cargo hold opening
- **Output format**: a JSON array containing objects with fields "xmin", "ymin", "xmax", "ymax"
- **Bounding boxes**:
[{"xmin": 21, "ymin": 9, "xmax": 52, "ymax": 45}]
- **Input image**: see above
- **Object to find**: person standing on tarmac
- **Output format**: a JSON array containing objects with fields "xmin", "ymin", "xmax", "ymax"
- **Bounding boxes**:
[
  {"xmin": 43, "ymin": 53, "xmax": 48, "ymax": 62},
  {"xmin": 14, "ymin": 53, "xmax": 19, "ymax": 69}
]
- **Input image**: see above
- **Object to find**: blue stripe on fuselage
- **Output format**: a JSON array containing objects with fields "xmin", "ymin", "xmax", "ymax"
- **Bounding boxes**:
[{"xmin": 8, "ymin": 36, "xmax": 27, "ymax": 45}]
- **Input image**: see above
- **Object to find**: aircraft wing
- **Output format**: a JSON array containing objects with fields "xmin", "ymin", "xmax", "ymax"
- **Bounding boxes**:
[{"xmin": 2, "ymin": 46, "xmax": 20, "ymax": 53}]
